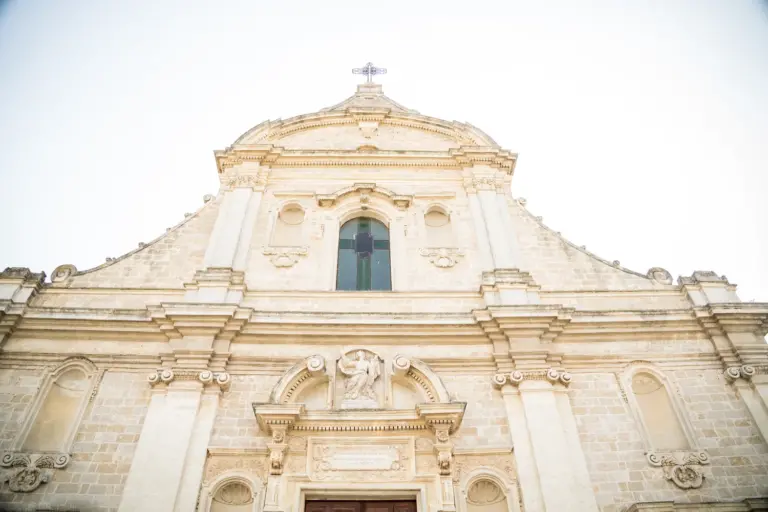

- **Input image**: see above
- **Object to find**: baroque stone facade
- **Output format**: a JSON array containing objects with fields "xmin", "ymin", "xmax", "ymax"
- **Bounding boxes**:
[{"xmin": 1, "ymin": 79, "xmax": 767, "ymax": 512}]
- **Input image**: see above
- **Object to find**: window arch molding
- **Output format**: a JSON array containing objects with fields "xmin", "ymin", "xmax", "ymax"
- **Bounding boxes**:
[
  {"xmin": 458, "ymin": 467, "xmax": 521, "ymax": 512},
  {"xmin": 198, "ymin": 471, "xmax": 262, "ymax": 512},
  {"xmin": 328, "ymin": 200, "xmax": 399, "ymax": 291},
  {"xmin": 12, "ymin": 357, "xmax": 99, "ymax": 454},
  {"xmin": 620, "ymin": 362, "xmax": 698, "ymax": 453}
]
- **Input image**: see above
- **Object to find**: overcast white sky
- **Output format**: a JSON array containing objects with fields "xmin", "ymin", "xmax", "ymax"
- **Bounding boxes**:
[{"xmin": 1, "ymin": 0, "xmax": 766, "ymax": 300}]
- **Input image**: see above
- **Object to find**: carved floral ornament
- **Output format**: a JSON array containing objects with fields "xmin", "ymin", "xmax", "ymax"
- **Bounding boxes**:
[
  {"xmin": 147, "ymin": 369, "xmax": 231, "ymax": 391},
  {"xmin": 647, "ymin": 451, "xmax": 710, "ymax": 489},
  {"xmin": 419, "ymin": 247, "xmax": 464, "ymax": 268},
  {"xmin": 1, "ymin": 453, "xmax": 70, "ymax": 493},
  {"xmin": 262, "ymin": 246, "xmax": 309, "ymax": 268},
  {"xmin": 492, "ymin": 368, "xmax": 572, "ymax": 388}
]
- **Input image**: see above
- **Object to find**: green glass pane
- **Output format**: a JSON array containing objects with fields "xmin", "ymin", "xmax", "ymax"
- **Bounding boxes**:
[
  {"xmin": 370, "ymin": 219, "xmax": 389, "ymax": 240},
  {"xmin": 357, "ymin": 253, "xmax": 372, "ymax": 290},
  {"xmin": 371, "ymin": 247, "xmax": 391, "ymax": 290},
  {"xmin": 336, "ymin": 249, "xmax": 357, "ymax": 290},
  {"xmin": 339, "ymin": 218, "xmax": 359, "ymax": 240}
]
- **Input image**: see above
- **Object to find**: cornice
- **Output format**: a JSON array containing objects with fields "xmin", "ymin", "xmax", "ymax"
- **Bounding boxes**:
[
  {"xmin": 5, "ymin": 303, "xmax": 755, "ymax": 346},
  {"xmin": 230, "ymin": 105, "xmax": 498, "ymax": 149}
]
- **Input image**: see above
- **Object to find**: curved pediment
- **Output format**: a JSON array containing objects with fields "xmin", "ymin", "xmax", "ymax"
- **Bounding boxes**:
[
  {"xmin": 266, "ymin": 353, "xmax": 453, "ymax": 409},
  {"xmin": 230, "ymin": 84, "xmax": 498, "ymax": 152}
]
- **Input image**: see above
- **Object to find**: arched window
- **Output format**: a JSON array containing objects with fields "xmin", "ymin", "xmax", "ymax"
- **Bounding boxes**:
[{"xmin": 336, "ymin": 217, "xmax": 391, "ymax": 291}]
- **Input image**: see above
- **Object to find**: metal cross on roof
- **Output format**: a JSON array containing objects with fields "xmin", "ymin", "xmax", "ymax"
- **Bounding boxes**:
[{"xmin": 352, "ymin": 62, "xmax": 387, "ymax": 83}]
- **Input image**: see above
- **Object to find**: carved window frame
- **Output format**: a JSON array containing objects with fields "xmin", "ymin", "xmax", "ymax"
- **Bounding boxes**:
[
  {"xmin": 198, "ymin": 471, "xmax": 263, "ymax": 512},
  {"xmin": 620, "ymin": 364, "xmax": 698, "ymax": 453},
  {"xmin": 329, "ymin": 201, "xmax": 398, "ymax": 291},
  {"xmin": 458, "ymin": 468, "xmax": 521, "ymax": 512},
  {"xmin": 11, "ymin": 357, "xmax": 100, "ymax": 454}
]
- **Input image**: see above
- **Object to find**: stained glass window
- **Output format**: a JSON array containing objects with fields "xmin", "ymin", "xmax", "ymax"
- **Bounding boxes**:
[{"xmin": 336, "ymin": 217, "xmax": 391, "ymax": 291}]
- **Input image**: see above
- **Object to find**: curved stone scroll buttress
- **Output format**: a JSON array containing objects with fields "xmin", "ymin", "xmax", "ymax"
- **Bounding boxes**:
[
  {"xmin": 266, "ymin": 353, "xmax": 453, "ymax": 409},
  {"xmin": 268, "ymin": 355, "xmax": 328, "ymax": 407},
  {"xmin": 391, "ymin": 354, "xmax": 451, "ymax": 404}
]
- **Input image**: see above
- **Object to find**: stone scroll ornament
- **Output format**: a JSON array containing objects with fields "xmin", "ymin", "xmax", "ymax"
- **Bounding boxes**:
[
  {"xmin": 1, "ymin": 452, "xmax": 70, "ymax": 492},
  {"xmin": 646, "ymin": 451, "xmax": 709, "ymax": 489},
  {"xmin": 337, "ymin": 350, "xmax": 381, "ymax": 406}
]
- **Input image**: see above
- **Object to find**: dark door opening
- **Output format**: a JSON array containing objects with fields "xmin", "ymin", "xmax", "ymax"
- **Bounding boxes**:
[{"xmin": 305, "ymin": 501, "xmax": 417, "ymax": 512}]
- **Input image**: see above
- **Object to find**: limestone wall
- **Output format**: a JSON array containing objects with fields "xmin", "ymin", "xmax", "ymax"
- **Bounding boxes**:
[
  {"xmin": 571, "ymin": 370, "xmax": 768, "ymax": 512},
  {"xmin": 0, "ymin": 370, "xmax": 150, "ymax": 512},
  {"xmin": 66, "ymin": 199, "xmax": 220, "ymax": 289},
  {"xmin": 440, "ymin": 374, "xmax": 510, "ymax": 449},
  {"xmin": 209, "ymin": 374, "xmax": 280, "ymax": 449}
]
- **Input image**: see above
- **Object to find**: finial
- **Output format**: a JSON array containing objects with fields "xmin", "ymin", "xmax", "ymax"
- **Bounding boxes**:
[{"xmin": 352, "ymin": 62, "xmax": 387, "ymax": 84}]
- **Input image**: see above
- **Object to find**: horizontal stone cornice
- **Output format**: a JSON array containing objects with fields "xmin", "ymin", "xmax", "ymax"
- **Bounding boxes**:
[{"xmin": 2, "ymin": 304, "xmax": 741, "ymax": 346}]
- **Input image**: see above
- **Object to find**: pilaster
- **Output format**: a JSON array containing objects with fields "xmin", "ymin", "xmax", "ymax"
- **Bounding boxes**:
[
  {"xmin": 0, "ymin": 267, "xmax": 45, "ymax": 348},
  {"xmin": 682, "ymin": 271, "xmax": 768, "ymax": 444},
  {"xmin": 196, "ymin": 163, "xmax": 269, "ymax": 302},
  {"xmin": 118, "ymin": 372, "xmax": 230, "ymax": 512},
  {"xmin": 493, "ymin": 369, "xmax": 598, "ymax": 512},
  {"xmin": 724, "ymin": 365, "xmax": 768, "ymax": 444}
]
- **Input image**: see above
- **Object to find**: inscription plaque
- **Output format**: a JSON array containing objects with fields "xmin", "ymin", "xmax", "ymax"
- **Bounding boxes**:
[{"xmin": 308, "ymin": 437, "xmax": 414, "ymax": 482}]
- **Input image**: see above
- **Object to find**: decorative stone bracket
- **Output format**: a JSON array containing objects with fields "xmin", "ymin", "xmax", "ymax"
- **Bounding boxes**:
[
  {"xmin": 493, "ymin": 368, "xmax": 572, "ymax": 388},
  {"xmin": 418, "ymin": 403, "xmax": 465, "ymax": 480},
  {"xmin": 646, "ymin": 451, "xmax": 710, "ymax": 489},
  {"xmin": 1, "ymin": 452, "xmax": 70, "ymax": 492},
  {"xmin": 147, "ymin": 369, "xmax": 231, "ymax": 392},
  {"xmin": 262, "ymin": 246, "xmax": 309, "ymax": 268},
  {"xmin": 724, "ymin": 365, "xmax": 756, "ymax": 382},
  {"xmin": 253, "ymin": 404, "xmax": 304, "ymax": 476},
  {"xmin": 419, "ymin": 248, "xmax": 464, "ymax": 268}
]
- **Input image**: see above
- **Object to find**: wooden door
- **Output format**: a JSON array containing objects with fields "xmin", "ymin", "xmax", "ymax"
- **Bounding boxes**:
[{"xmin": 305, "ymin": 501, "xmax": 416, "ymax": 512}]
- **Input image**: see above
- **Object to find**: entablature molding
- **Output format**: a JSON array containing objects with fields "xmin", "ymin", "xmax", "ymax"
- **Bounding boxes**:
[{"xmin": 253, "ymin": 402, "xmax": 466, "ymax": 435}]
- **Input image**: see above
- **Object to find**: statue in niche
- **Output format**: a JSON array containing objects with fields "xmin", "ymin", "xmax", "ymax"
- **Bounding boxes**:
[{"xmin": 337, "ymin": 350, "xmax": 380, "ymax": 408}]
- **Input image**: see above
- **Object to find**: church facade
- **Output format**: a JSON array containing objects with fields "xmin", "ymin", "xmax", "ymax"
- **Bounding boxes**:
[{"xmin": 1, "ymin": 75, "xmax": 767, "ymax": 512}]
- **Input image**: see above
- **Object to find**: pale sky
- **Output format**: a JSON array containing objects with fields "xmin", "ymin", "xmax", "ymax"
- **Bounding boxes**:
[{"xmin": 1, "ymin": 0, "xmax": 766, "ymax": 300}]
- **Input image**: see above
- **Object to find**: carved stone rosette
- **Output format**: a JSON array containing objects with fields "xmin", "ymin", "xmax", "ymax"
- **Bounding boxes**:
[
  {"xmin": 147, "ymin": 369, "xmax": 231, "ymax": 391},
  {"xmin": 1, "ymin": 452, "xmax": 70, "ymax": 492},
  {"xmin": 646, "ymin": 451, "xmax": 709, "ymax": 489},
  {"xmin": 419, "ymin": 248, "xmax": 464, "ymax": 268},
  {"xmin": 262, "ymin": 246, "xmax": 309, "ymax": 268}
]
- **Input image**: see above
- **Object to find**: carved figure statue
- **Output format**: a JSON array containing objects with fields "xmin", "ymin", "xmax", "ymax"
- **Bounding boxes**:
[{"xmin": 338, "ymin": 350, "xmax": 380, "ymax": 401}]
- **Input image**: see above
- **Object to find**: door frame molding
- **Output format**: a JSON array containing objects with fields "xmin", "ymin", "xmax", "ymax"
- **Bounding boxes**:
[{"xmin": 295, "ymin": 483, "xmax": 429, "ymax": 512}]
